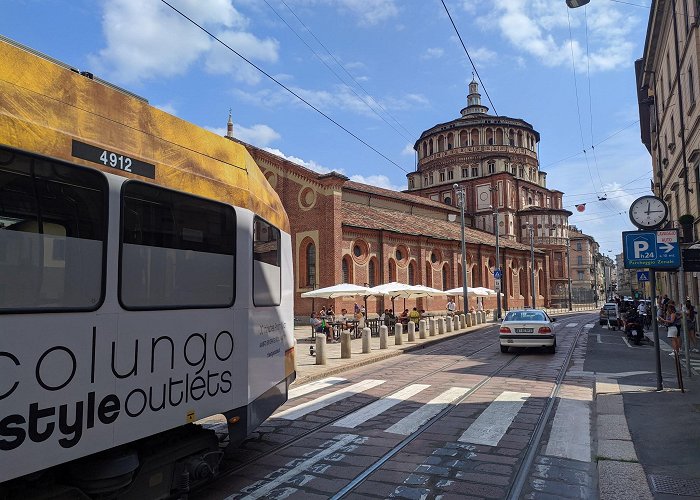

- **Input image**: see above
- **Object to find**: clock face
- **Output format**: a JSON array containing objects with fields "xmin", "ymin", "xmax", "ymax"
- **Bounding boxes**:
[{"xmin": 629, "ymin": 196, "xmax": 668, "ymax": 229}]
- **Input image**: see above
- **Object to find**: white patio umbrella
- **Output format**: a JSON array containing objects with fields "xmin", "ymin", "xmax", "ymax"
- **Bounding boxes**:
[
  {"xmin": 300, "ymin": 283, "xmax": 372, "ymax": 299},
  {"xmin": 445, "ymin": 287, "xmax": 488, "ymax": 297}
]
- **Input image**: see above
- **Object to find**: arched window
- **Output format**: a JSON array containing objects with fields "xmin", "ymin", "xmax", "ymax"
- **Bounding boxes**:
[
  {"xmin": 408, "ymin": 260, "xmax": 416, "ymax": 285},
  {"xmin": 425, "ymin": 262, "xmax": 433, "ymax": 287},
  {"xmin": 368, "ymin": 258, "xmax": 377, "ymax": 287},
  {"xmin": 388, "ymin": 258, "xmax": 397, "ymax": 282},
  {"xmin": 471, "ymin": 129, "xmax": 479, "ymax": 146},
  {"xmin": 342, "ymin": 255, "xmax": 353, "ymax": 283},
  {"xmin": 306, "ymin": 242, "xmax": 316, "ymax": 286},
  {"xmin": 457, "ymin": 263, "xmax": 462, "ymax": 287},
  {"xmin": 442, "ymin": 263, "xmax": 450, "ymax": 290}
]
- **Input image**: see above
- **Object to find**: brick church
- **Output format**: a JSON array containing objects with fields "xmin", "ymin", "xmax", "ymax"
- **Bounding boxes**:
[{"xmin": 228, "ymin": 79, "xmax": 571, "ymax": 316}]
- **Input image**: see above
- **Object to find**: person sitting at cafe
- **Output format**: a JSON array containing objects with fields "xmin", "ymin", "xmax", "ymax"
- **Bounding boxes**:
[
  {"xmin": 399, "ymin": 309, "xmax": 409, "ymax": 325},
  {"xmin": 337, "ymin": 308, "xmax": 352, "ymax": 330},
  {"xmin": 384, "ymin": 309, "xmax": 396, "ymax": 327},
  {"xmin": 326, "ymin": 305, "xmax": 335, "ymax": 318},
  {"xmin": 354, "ymin": 308, "xmax": 365, "ymax": 330},
  {"xmin": 409, "ymin": 307, "xmax": 421, "ymax": 324},
  {"xmin": 319, "ymin": 306, "xmax": 327, "ymax": 317},
  {"xmin": 310, "ymin": 312, "xmax": 332, "ymax": 342}
]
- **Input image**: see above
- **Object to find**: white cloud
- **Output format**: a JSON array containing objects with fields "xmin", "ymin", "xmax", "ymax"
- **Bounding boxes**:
[
  {"xmin": 421, "ymin": 47, "xmax": 445, "ymax": 59},
  {"xmin": 401, "ymin": 143, "xmax": 415, "ymax": 156},
  {"xmin": 204, "ymin": 30, "xmax": 279, "ymax": 84},
  {"xmin": 90, "ymin": 0, "xmax": 279, "ymax": 84},
  {"xmin": 484, "ymin": 0, "xmax": 638, "ymax": 73},
  {"xmin": 349, "ymin": 174, "xmax": 404, "ymax": 191},
  {"xmin": 470, "ymin": 46, "xmax": 497, "ymax": 65},
  {"xmin": 263, "ymin": 148, "xmax": 335, "ymax": 174},
  {"xmin": 336, "ymin": 0, "xmax": 399, "ymax": 25},
  {"xmin": 205, "ymin": 123, "xmax": 281, "ymax": 147}
]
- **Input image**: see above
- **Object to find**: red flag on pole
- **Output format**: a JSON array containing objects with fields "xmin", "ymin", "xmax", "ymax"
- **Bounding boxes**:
[{"xmin": 576, "ymin": 203, "xmax": 586, "ymax": 212}]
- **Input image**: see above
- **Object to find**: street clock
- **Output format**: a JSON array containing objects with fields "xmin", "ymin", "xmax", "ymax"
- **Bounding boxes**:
[{"xmin": 628, "ymin": 195, "xmax": 668, "ymax": 229}]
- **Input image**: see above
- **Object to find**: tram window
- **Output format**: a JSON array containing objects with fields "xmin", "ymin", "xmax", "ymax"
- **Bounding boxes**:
[
  {"xmin": 253, "ymin": 217, "xmax": 281, "ymax": 306},
  {"xmin": 120, "ymin": 182, "xmax": 235, "ymax": 309},
  {"xmin": 0, "ymin": 147, "xmax": 106, "ymax": 312}
]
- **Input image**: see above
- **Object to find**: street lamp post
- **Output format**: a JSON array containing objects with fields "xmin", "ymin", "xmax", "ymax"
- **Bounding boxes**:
[
  {"xmin": 454, "ymin": 184, "xmax": 469, "ymax": 313},
  {"xmin": 566, "ymin": 238, "xmax": 573, "ymax": 311},
  {"xmin": 490, "ymin": 185, "xmax": 502, "ymax": 320},
  {"xmin": 593, "ymin": 255, "xmax": 598, "ymax": 308},
  {"xmin": 527, "ymin": 222, "xmax": 536, "ymax": 308}
]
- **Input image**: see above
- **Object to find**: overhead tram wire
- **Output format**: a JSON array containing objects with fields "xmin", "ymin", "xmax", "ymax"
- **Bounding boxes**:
[
  {"xmin": 566, "ymin": 7, "xmax": 607, "ymax": 209},
  {"xmin": 278, "ymin": 0, "xmax": 417, "ymax": 140},
  {"xmin": 539, "ymin": 119, "xmax": 640, "ymax": 170},
  {"xmin": 159, "ymin": 0, "xmax": 410, "ymax": 174},
  {"xmin": 441, "ymin": 0, "xmax": 498, "ymax": 116},
  {"xmin": 262, "ymin": 0, "xmax": 414, "ymax": 144}
]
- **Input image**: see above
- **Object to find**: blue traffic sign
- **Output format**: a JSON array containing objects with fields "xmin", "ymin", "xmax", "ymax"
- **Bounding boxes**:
[
  {"xmin": 493, "ymin": 269, "xmax": 503, "ymax": 279},
  {"xmin": 637, "ymin": 271, "xmax": 650, "ymax": 282},
  {"xmin": 623, "ymin": 230, "xmax": 680, "ymax": 269}
]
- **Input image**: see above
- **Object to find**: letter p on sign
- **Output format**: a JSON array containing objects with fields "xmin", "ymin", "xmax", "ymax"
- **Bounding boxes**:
[{"xmin": 634, "ymin": 240, "xmax": 649, "ymax": 258}]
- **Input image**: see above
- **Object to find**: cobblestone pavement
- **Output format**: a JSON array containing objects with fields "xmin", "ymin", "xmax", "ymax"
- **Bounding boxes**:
[{"xmin": 195, "ymin": 312, "xmax": 599, "ymax": 500}]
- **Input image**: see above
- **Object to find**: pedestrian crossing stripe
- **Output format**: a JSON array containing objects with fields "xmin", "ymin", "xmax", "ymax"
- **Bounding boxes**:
[
  {"xmin": 458, "ymin": 391, "xmax": 529, "ymax": 446},
  {"xmin": 332, "ymin": 384, "xmax": 431, "ymax": 429},
  {"xmin": 275, "ymin": 379, "xmax": 385, "ymax": 420},
  {"xmin": 288, "ymin": 377, "xmax": 346, "ymax": 399},
  {"xmin": 566, "ymin": 323, "xmax": 579, "ymax": 327},
  {"xmin": 385, "ymin": 387, "xmax": 470, "ymax": 436},
  {"xmin": 584, "ymin": 323, "xmax": 595, "ymax": 329}
]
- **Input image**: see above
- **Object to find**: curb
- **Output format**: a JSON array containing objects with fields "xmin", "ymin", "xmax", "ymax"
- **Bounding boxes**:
[{"xmin": 292, "ymin": 322, "xmax": 493, "ymax": 386}]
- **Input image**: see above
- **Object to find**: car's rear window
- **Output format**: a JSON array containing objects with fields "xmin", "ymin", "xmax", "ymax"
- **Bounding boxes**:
[
  {"xmin": 505, "ymin": 311, "xmax": 547, "ymax": 322},
  {"xmin": 604, "ymin": 305, "xmax": 617, "ymax": 310}
]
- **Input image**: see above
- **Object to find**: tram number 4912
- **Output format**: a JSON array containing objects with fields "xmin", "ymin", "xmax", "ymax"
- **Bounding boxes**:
[{"xmin": 100, "ymin": 150, "xmax": 132, "ymax": 172}]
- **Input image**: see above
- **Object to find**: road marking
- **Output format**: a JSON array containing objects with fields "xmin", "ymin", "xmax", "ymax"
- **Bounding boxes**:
[
  {"xmin": 584, "ymin": 323, "xmax": 595, "ymax": 329},
  {"xmin": 545, "ymin": 398, "xmax": 591, "ymax": 462},
  {"xmin": 385, "ymin": 387, "xmax": 470, "ymax": 435},
  {"xmin": 275, "ymin": 379, "xmax": 385, "ymax": 420},
  {"xmin": 288, "ymin": 377, "xmax": 346, "ymax": 399},
  {"xmin": 332, "ymin": 384, "xmax": 430, "ymax": 429},
  {"xmin": 232, "ymin": 434, "xmax": 358, "ymax": 500},
  {"xmin": 596, "ymin": 334, "xmax": 602, "ymax": 343},
  {"xmin": 458, "ymin": 391, "xmax": 530, "ymax": 446},
  {"xmin": 566, "ymin": 322, "xmax": 579, "ymax": 327}
]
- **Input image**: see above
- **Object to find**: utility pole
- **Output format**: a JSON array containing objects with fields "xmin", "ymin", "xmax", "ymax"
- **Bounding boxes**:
[
  {"xmin": 454, "ymin": 184, "xmax": 469, "ymax": 313},
  {"xmin": 593, "ymin": 255, "xmax": 599, "ymax": 308},
  {"xmin": 566, "ymin": 238, "xmax": 573, "ymax": 311},
  {"xmin": 490, "ymin": 184, "xmax": 502, "ymax": 320},
  {"xmin": 527, "ymin": 222, "xmax": 536, "ymax": 308}
]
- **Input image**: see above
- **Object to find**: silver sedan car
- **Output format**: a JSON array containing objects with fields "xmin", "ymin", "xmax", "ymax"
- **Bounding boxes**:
[{"xmin": 499, "ymin": 309, "xmax": 556, "ymax": 353}]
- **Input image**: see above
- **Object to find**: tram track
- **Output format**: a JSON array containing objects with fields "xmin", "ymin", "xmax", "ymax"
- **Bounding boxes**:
[{"xmin": 197, "ymin": 312, "xmax": 594, "ymax": 499}]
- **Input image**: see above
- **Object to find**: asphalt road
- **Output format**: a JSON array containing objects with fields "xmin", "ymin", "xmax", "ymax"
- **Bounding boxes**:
[{"xmin": 195, "ymin": 313, "xmax": 600, "ymax": 499}]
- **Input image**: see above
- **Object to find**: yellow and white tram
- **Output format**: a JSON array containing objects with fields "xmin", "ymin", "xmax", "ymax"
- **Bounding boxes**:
[{"xmin": 0, "ymin": 36, "xmax": 295, "ymax": 498}]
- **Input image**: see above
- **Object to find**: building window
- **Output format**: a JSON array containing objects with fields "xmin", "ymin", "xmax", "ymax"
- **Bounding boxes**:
[
  {"xmin": 431, "ymin": 252, "xmax": 438, "ymax": 263},
  {"xmin": 576, "ymin": 241, "xmax": 582, "ymax": 251},
  {"xmin": 388, "ymin": 258, "xmax": 396, "ymax": 282},
  {"xmin": 368, "ymin": 259, "xmax": 376, "ymax": 287},
  {"xmin": 447, "ymin": 170, "xmax": 454, "ymax": 180},
  {"xmin": 444, "ymin": 196, "xmax": 452, "ymax": 205},
  {"xmin": 488, "ymin": 161, "xmax": 495, "ymax": 174},
  {"xmin": 396, "ymin": 248, "xmax": 403, "ymax": 261},
  {"xmin": 442, "ymin": 264, "xmax": 449, "ymax": 291},
  {"xmin": 408, "ymin": 261, "xmax": 415, "ymax": 285},
  {"xmin": 462, "ymin": 167, "xmax": 468, "ymax": 178},
  {"xmin": 353, "ymin": 244, "xmax": 362, "ymax": 257},
  {"xmin": 689, "ymin": 65, "xmax": 696, "ymax": 106},
  {"xmin": 424, "ymin": 176, "xmax": 428, "ymax": 186},
  {"xmin": 429, "ymin": 172, "xmax": 434, "ymax": 185},
  {"xmin": 519, "ymin": 167, "xmax": 524, "ymax": 177},
  {"xmin": 409, "ymin": 178, "xmax": 415, "ymax": 189},
  {"xmin": 306, "ymin": 242, "xmax": 316, "ymax": 286},
  {"xmin": 577, "ymin": 255, "xmax": 583, "ymax": 265},
  {"xmin": 578, "ymin": 271, "xmax": 584, "ymax": 281},
  {"xmin": 342, "ymin": 256, "xmax": 350, "ymax": 283},
  {"xmin": 471, "ymin": 167, "xmax": 478, "ymax": 177},
  {"xmin": 440, "ymin": 171, "xmax": 445, "ymax": 182}
]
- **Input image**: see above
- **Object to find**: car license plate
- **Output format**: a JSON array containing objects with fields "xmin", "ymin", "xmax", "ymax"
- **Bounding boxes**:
[{"xmin": 515, "ymin": 328, "xmax": 533, "ymax": 333}]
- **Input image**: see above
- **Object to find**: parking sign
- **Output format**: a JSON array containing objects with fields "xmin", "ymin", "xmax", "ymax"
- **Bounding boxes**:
[{"xmin": 622, "ymin": 230, "xmax": 680, "ymax": 269}]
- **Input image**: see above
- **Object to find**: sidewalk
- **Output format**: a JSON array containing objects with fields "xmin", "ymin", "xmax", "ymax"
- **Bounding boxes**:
[
  {"xmin": 291, "ymin": 316, "xmax": 493, "ymax": 385},
  {"xmin": 588, "ymin": 324, "xmax": 700, "ymax": 499}
]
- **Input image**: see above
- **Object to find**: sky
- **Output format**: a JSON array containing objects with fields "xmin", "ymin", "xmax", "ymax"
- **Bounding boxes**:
[{"xmin": 1, "ymin": 0, "xmax": 655, "ymax": 258}]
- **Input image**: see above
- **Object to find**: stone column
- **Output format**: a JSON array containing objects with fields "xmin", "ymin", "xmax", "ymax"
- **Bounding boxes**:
[
  {"xmin": 419, "ymin": 319, "xmax": 427, "ymax": 339},
  {"xmin": 438, "ymin": 318, "xmax": 445, "ymax": 335},
  {"xmin": 429, "ymin": 318, "xmax": 437, "ymax": 336},
  {"xmin": 446, "ymin": 316, "xmax": 453, "ymax": 332},
  {"xmin": 315, "ymin": 336, "xmax": 327, "ymax": 365},
  {"xmin": 341, "ymin": 332, "xmax": 352, "ymax": 359},
  {"xmin": 362, "ymin": 327, "xmax": 371, "ymax": 353},
  {"xmin": 394, "ymin": 323, "xmax": 403, "ymax": 345},
  {"xmin": 407, "ymin": 322, "xmax": 416, "ymax": 342},
  {"xmin": 379, "ymin": 325, "xmax": 388, "ymax": 349}
]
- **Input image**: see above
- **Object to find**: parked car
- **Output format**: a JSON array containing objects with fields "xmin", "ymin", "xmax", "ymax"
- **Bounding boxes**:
[
  {"xmin": 599, "ymin": 302, "xmax": 621, "ymax": 328},
  {"xmin": 499, "ymin": 309, "xmax": 556, "ymax": 354}
]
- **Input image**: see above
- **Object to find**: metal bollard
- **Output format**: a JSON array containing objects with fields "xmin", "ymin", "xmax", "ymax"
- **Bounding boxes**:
[
  {"xmin": 315, "ymin": 336, "xmax": 327, "ymax": 365},
  {"xmin": 429, "ymin": 318, "xmax": 437, "ymax": 336},
  {"xmin": 419, "ymin": 319, "xmax": 427, "ymax": 339},
  {"xmin": 446, "ymin": 316, "xmax": 453, "ymax": 333},
  {"xmin": 438, "ymin": 318, "xmax": 445, "ymax": 335},
  {"xmin": 362, "ymin": 327, "xmax": 371, "ymax": 353},
  {"xmin": 341, "ymin": 331, "xmax": 352, "ymax": 359},
  {"xmin": 394, "ymin": 323, "xmax": 403, "ymax": 345},
  {"xmin": 407, "ymin": 321, "xmax": 415, "ymax": 342},
  {"xmin": 379, "ymin": 325, "xmax": 388, "ymax": 349}
]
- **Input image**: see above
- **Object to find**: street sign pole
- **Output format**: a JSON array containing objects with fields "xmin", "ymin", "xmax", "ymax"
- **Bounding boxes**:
[
  {"xmin": 678, "ymin": 258, "xmax": 692, "ymax": 378},
  {"xmin": 650, "ymin": 270, "xmax": 663, "ymax": 390}
]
